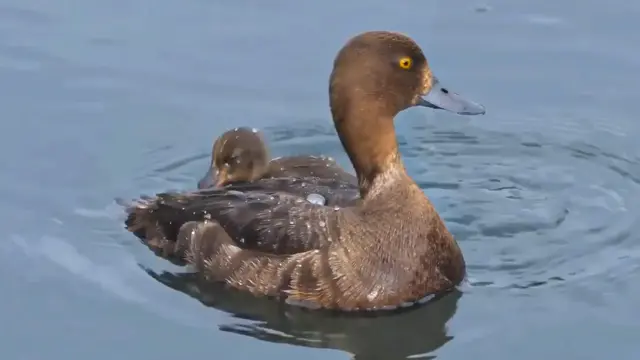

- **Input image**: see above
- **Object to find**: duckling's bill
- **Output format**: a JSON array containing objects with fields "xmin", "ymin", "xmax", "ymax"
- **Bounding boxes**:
[
  {"xmin": 197, "ymin": 167, "xmax": 222, "ymax": 189},
  {"xmin": 418, "ymin": 76, "xmax": 485, "ymax": 115}
]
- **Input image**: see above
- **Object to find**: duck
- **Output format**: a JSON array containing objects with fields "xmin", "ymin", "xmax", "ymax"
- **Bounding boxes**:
[
  {"xmin": 197, "ymin": 127, "xmax": 358, "ymax": 206},
  {"xmin": 124, "ymin": 30, "xmax": 485, "ymax": 311}
]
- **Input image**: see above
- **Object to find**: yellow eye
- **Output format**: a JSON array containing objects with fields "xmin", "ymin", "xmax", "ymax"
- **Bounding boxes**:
[{"xmin": 398, "ymin": 57, "xmax": 413, "ymax": 70}]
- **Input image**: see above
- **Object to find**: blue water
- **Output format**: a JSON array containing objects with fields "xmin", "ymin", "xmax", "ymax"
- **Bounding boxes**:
[{"xmin": 1, "ymin": 1, "xmax": 639, "ymax": 359}]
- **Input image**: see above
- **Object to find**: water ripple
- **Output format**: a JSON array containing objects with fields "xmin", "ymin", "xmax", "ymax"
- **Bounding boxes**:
[{"xmin": 406, "ymin": 123, "xmax": 640, "ymax": 293}]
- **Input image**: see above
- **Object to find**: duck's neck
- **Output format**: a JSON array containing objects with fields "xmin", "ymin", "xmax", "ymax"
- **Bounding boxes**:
[{"xmin": 334, "ymin": 109, "xmax": 405, "ymax": 198}]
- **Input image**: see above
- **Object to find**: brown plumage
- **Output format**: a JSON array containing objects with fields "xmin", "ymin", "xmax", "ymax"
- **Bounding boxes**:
[
  {"xmin": 196, "ymin": 127, "xmax": 358, "ymax": 206},
  {"xmin": 124, "ymin": 30, "xmax": 485, "ymax": 311}
]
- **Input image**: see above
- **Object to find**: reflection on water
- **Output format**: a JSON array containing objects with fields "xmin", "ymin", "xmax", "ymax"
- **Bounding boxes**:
[{"xmin": 145, "ymin": 268, "xmax": 461, "ymax": 360}]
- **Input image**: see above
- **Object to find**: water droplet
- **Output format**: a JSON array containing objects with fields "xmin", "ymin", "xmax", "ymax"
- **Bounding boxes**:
[
  {"xmin": 306, "ymin": 193, "xmax": 326, "ymax": 205},
  {"xmin": 367, "ymin": 286, "xmax": 382, "ymax": 301}
]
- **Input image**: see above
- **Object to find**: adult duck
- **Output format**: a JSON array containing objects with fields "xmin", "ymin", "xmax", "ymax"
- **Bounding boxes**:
[{"xmin": 125, "ymin": 31, "xmax": 485, "ymax": 311}]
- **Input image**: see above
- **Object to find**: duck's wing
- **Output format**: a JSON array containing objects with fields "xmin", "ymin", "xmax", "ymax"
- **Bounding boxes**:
[
  {"xmin": 267, "ymin": 155, "xmax": 357, "ymax": 185},
  {"xmin": 169, "ymin": 219, "xmax": 366, "ymax": 310},
  {"xmin": 124, "ymin": 177, "xmax": 356, "ymax": 258},
  {"xmin": 142, "ymin": 217, "xmax": 438, "ymax": 311}
]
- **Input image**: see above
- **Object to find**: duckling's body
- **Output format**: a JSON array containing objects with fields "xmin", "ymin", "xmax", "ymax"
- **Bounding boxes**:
[
  {"xmin": 125, "ymin": 30, "xmax": 485, "ymax": 311},
  {"xmin": 267, "ymin": 155, "xmax": 356, "ymax": 184}
]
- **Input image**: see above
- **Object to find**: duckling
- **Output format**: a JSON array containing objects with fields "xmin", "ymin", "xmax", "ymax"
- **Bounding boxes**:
[{"xmin": 197, "ymin": 127, "xmax": 357, "ymax": 189}]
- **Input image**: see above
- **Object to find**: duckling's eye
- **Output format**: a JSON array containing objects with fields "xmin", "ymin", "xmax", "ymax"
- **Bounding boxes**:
[{"xmin": 398, "ymin": 57, "xmax": 413, "ymax": 70}]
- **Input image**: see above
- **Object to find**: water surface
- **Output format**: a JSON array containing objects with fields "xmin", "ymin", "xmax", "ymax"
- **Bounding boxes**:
[{"xmin": 1, "ymin": 0, "xmax": 639, "ymax": 359}]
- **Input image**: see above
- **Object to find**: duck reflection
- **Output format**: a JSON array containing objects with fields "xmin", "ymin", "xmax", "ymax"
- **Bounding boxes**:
[{"xmin": 144, "ymin": 268, "xmax": 461, "ymax": 360}]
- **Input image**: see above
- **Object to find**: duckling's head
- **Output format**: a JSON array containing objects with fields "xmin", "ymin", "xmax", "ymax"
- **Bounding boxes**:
[
  {"xmin": 197, "ymin": 127, "xmax": 270, "ymax": 189},
  {"xmin": 328, "ymin": 31, "xmax": 485, "ymax": 192}
]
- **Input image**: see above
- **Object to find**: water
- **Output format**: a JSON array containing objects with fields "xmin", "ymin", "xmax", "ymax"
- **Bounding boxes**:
[{"xmin": 1, "ymin": 0, "xmax": 639, "ymax": 359}]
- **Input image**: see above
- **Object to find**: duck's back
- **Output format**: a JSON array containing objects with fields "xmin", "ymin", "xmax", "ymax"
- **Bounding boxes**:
[{"xmin": 124, "ymin": 178, "xmax": 464, "ymax": 311}]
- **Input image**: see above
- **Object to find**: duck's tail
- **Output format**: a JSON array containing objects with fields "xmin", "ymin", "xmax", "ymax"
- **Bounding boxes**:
[
  {"xmin": 122, "ymin": 194, "xmax": 221, "ymax": 267},
  {"xmin": 176, "ymin": 221, "xmax": 234, "ymax": 272}
]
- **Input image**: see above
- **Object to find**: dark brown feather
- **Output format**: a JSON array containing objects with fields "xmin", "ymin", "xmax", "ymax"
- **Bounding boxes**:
[{"xmin": 126, "ymin": 177, "xmax": 359, "ymax": 255}]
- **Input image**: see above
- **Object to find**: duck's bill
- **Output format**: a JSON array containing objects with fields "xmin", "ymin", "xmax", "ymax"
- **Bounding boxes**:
[
  {"xmin": 197, "ymin": 168, "xmax": 220, "ymax": 189},
  {"xmin": 418, "ymin": 77, "xmax": 486, "ymax": 115}
]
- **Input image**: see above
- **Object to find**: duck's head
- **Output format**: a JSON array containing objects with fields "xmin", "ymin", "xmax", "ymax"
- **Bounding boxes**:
[
  {"xmin": 197, "ymin": 127, "xmax": 270, "ymax": 189},
  {"xmin": 328, "ymin": 31, "xmax": 485, "ymax": 194},
  {"xmin": 329, "ymin": 31, "xmax": 485, "ymax": 120}
]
